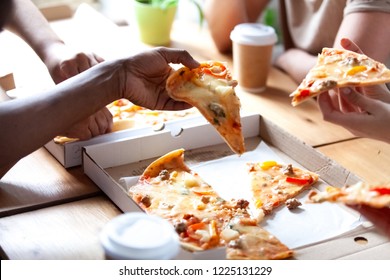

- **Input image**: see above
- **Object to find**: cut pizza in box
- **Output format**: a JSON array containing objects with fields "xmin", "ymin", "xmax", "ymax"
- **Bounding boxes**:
[{"xmin": 83, "ymin": 113, "xmax": 380, "ymax": 260}]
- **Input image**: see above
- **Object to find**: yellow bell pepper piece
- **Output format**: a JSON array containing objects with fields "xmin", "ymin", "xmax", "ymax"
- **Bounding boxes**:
[
  {"xmin": 144, "ymin": 111, "xmax": 160, "ymax": 116},
  {"xmin": 347, "ymin": 65, "xmax": 367, "ymax": 76},
  {"xmin": 208, "ymin": 220, "xmax": 219, "ymax": 246},
  {"xmin": 325, "ymin": 186, "xmax": 338, "ymax": 193},
  {"xmin": 254, "ymin": 199, "xmax": 263, "ymax": 208},
  {"xmin": 196, "ymin": 203, "xmax": 206, "ymax": 210},
  {"xmin": 260, "ymin": 161, "xmax": 278, "ymax": 170}
]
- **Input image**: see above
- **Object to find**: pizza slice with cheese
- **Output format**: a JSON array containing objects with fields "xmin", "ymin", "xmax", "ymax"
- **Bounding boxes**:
[
  {"xmin": 247, "ymin": 160, "xmax": 319, "ymax": 219},
  {"xmin": 128, "ymin": 149, "xmax": 293, "ymax": 260},
  {"xmin": 166, "ymin": 61, "xmax": 245, "ymax": 155},
  {"xmin": 307, "ymin": 182, "xmax": 390, "ymax": 208},
  {"xmin": 290, "ymin": 47, "xmax": 390, "ymax": 106}
]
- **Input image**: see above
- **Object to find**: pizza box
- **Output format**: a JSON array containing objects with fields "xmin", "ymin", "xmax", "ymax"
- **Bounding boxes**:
[
  {"xmin": 82, "ymin": 113, "xmax": 388, "ymax": 259},
  {"xmin": 44, "ymin": 115, "xmax": 206, "ymax": 168}
]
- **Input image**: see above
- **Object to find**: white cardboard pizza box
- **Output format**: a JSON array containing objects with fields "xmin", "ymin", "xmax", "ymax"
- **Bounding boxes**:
[
  {"xmin": 44, "ymin": 126, "xmax": 154, "ymax": 168},
  {"xmin": 82, "ymin": 113, "xmax": 389, "ymax": 259},
  {"xmin": 44, "ymin": 115, "xmax": 205, "ymax": 168}
]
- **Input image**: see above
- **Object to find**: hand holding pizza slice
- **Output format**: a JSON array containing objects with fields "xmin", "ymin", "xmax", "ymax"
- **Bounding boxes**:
[
  {"xmin": 166, "ymin": 61, "xmax": 245, "ymax": 155},
  {"xmin": 290, "ymin": 47, "xmax": 390, "ymax": 106}
]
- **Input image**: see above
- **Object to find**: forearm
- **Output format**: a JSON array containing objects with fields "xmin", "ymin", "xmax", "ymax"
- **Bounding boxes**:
[
  {"xmin": 0, "ymin": 60, "xmax": 121, "ymax": 170},
  {"xmin": 274, "ymin": 49, "xmax": 318, "ymax": 83},
  {"xmin": 204, "ymin": 0, "xmax": 268, "ymax": 53},
  {"xmin": 334, "ymin": 12, "xmax": 390, "ymax": 63},
  {"xmin": 5, "ymin": 0, "xmax": 64, "ymax": 63}
]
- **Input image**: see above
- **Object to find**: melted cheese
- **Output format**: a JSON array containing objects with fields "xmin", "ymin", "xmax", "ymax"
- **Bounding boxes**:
[{"xmin": 130, "ymin": 170, "xmax": 224, "ymax": 221}]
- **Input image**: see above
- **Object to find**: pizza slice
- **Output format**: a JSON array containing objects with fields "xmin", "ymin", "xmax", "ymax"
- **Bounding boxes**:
[
  {"xmin": 290, "ymin": 47, "xmax": 390, "ymax": 106},
  {"xmin": 128, "ymin": 148, "xmax": 293, "ymax": 259},
  {"xmin": 247, "ymin": 160, "xmax": 319, "ymax": 218},
  {"xmin": 307, "ymin": 182, "xmax": 390, "ymax": 208},
  {"xmin": 225, "ymin": 217, "xmax": 294, "ymax": 260},
  {"xmin": 107, "ymin": 98, "xmax": 199, "ymax": 132},
  {"xmin": 166, "ymin": 61, "xmax": 245, "ymax": 155}
]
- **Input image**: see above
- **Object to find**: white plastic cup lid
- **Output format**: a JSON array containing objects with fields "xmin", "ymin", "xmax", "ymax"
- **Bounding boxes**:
[
  {"xmin": 100, "ymin": 212, "xmax": 180, "ymax": 260},
  {"xmin": 230, "ymin": 23, "xmax": 277, "ymax": 46}
]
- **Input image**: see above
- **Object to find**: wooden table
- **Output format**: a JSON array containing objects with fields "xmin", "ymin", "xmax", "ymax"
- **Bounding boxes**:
[{"xmin": 0, "ymin": 4, "xmax": 389, "ymax": 260}]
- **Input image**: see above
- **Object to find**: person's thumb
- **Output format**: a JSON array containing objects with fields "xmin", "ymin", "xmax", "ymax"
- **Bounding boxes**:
[{"xmin": 340, "ymin": 38, "xmax": 363, "ymax": 54}]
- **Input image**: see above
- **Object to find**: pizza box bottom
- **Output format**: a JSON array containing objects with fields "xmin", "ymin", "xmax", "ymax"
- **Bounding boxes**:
[{"xmin": 83, "ymin": 113, "xmax": 390, "ymax": 259}]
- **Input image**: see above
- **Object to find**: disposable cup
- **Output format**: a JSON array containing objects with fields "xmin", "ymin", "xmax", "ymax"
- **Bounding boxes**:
[
  {"xmin": 100, "ymin": 212, "xmax": 180, "ymax": 260},
  {"xmin": 230, "ymin": 23, "xmax": 277, "ymax": 93}
]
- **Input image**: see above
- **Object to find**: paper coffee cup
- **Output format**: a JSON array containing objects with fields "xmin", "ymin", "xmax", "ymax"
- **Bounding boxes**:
[
  {"xmin": 100, "ymin": 212, "xmax": 180, "ymax": 260},
  {"xmin": 230, "ymin": 23, "xmax": 277, "ymax": 93}
]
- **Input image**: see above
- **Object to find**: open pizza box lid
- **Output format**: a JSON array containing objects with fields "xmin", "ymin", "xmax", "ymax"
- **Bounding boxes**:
[{"xmin": 83, "ymin": 113, "xmax": 383, "ymax": 259}]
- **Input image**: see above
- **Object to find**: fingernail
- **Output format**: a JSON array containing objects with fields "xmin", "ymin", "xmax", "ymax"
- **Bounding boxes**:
[{"xmin": 340, "ymin": 88, "xmax": 351, "ymax": 95}]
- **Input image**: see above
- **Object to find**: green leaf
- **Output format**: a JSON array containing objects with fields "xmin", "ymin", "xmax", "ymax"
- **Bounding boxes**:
[
  {"xmin": 160, "ymin": 0, "xmax": 179, "ymax": 10},
  {"xmin": 188, "ymin": 0, "xmax": 204, "ymax": 26},
  {"xmin": 135, "ymin": 0, "xmax": 204, "ymax": 26}
]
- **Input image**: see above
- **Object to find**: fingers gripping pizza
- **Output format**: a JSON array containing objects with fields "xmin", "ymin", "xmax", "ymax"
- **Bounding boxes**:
[
  {"xmin": 290, "ymin": 48, "xmax": 390, "ymax": 106},
  {"xmin": 307, "ymin": 182, "xmax": 390, "ymax": 208},
  {"xmin": 128, "ymin": 149, "xmax": 293, "ymax": 260},
  {"xmin": 166, "ymin": 61, "xmax": 245, "ymax": 155}
]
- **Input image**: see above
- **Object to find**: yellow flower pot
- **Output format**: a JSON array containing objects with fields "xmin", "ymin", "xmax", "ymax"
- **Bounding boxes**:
[{"xmin": 134, "ymin": 1, "xmax": 178, "ymax": 46}]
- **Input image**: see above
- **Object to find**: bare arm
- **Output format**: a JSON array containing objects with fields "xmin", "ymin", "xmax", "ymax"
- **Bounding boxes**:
[
  {"xmin": 3, "ymin": 0, "xmax": 115, "ymax": 142},
  {"xmin": 334, "ymin": 12, "xmax": 390, "ymax": 63},
  {"xmin": 0, "ymin": 47, "xmax": 199, "ymax": 178},
  {"xmin": 5, "ymin": 0, "xmax": 104, "ymax": 83},
  {"xmin": 204, "ymin": 0, "xmax": 269, "ymax": 53},
  {"xmin": 5, "ymin": 0, "xmax": 65, "ymax": 65},
  {"xmin": 274, "ymin": 49, "xmax": 317, "ymax": 84},
  {"xmin": 0, "ymin": 62, "xmax": 118, "ymax": 176}
]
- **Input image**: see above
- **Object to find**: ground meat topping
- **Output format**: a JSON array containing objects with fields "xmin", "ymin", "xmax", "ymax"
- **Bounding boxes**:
[
  {"xmin": 140, "ymin": 195, "xmax": 151, "ymax": 208},
  {"xmin": 234, "ymin": 199, "xmax": 249, "ymax": 209},
  {"xmin": 340, "ymin": 57, "xmax": 359, "ymax": 67},
  {"xmin": 228, "ymin": 238, "xmax": 243, "ymax": 249},
  {"xmin": 209, "ymin": 102, "xmax": 226, "ymax": 118},
  {"xmin": 285, "ymin": 198, "xmax": 302, "ymax": 210},
  {"xmin": 201, "ymin": 196, "xmax": 210, "ymax": 204},
  {"xmin": 282, "ymin": 164, "xmax": 294, "ymax": 176},
  {"xmin": 158, "ymin": 169, "xmax": 170, "ymax": 180},
  {"xmin": 316, "ymin": 80, "xmax": 337, "ymax": 91},
  {"xmin": 174, "ymin": 222, "xmax": 187, "ymax": 234}
]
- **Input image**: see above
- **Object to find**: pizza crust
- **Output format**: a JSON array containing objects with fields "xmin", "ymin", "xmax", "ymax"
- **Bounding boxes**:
[{"xmin": 141, "ymin": 148, "xmax": 191, "ymax": 178}]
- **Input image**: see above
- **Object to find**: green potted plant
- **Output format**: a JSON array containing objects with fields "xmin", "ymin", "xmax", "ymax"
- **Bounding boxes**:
[{"xmin": 133, "ymin": 0, "xmax": 203, "ymax": 46}]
